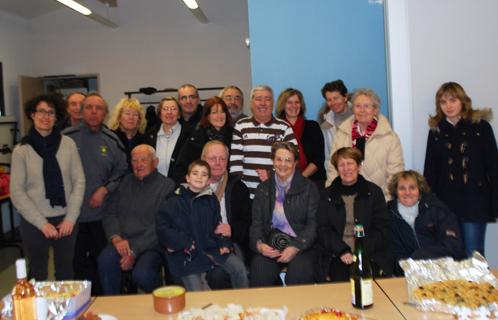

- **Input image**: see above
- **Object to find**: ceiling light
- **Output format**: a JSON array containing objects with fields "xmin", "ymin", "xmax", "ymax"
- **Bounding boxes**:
[
  {"xmin": 55, "ymin": 0, "xmax": 92, "ymax": 16},
  {"xmin": 182, "ymin": 0, "xmax": 199, "ymax": 10}
]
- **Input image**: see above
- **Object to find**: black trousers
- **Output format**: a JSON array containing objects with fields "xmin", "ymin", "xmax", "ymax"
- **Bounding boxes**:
[
  {"xmin": 20, "ymin": 215, "xmax": 78, "ymax": 281},
  {"xmin": 73, "ymin": 220, "xmax": 107, "ymax": 295},
  {"xmin": 250, "ymin": 249, "xmax": 317, "ymax": 287}
]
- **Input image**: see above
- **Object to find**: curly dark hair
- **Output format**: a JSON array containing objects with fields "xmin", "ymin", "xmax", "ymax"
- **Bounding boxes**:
[{"xmin": 24, "ymin": 94, "xmax": 66, "ymax": 121}]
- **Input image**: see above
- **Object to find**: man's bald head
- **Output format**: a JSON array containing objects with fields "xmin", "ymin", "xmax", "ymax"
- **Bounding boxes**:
[{"xmin": 131, "ymin": 144, "xmax": 158, "ymax": 180}]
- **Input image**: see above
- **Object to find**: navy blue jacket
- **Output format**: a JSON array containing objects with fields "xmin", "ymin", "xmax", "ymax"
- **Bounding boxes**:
[
  {"xmin": 389, "ymin": 193, "xmax": 465, "ymax": 276},
  {"xmin": 156, "ymin": 185, "xmax": 231, "ymax": 277},
  {"xmin": 424, "ymin": 115, "xmax": 498, "ymax": 222}
]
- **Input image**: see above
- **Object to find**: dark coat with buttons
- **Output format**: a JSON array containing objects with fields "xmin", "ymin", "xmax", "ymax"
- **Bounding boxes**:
[
  {"xmin": 250, "ymin": 170, "xmax": 319, "ymax": 253},
  {"xmin": 389, "ymin": 193, "xmax": 465, "ymax": 276},
  {"xmin": 424, "ymin": 110, "xmax": 498, "ymax": 223},
  {"xmin": 317, "ymin": 175, "xmax": 392, "ymax": 275}
]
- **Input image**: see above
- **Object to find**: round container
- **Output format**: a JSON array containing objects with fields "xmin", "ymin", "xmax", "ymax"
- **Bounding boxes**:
[{"xmin": 152, "ymin": 286, "xmax": 186, "ymax": 314}]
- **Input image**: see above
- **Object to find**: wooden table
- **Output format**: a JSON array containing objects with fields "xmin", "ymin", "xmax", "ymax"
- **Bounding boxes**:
[
  {"xmin": 374, "ymin": 277, "xmax": 453, "ymax": 320},
  {"xmin": 89, "ymin": 282, "xmax": 404, "ymax": 319}
]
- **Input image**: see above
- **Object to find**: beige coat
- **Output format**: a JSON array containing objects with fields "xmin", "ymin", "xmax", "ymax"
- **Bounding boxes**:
[{"xmin": 325, "ymin": 114, "xmax": 404, "ymax": 199}]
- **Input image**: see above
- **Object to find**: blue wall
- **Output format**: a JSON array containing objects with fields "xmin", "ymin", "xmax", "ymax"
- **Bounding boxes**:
[{"xmin": 248, "ymin": 0, "xmax": 388, "ymax": 120}]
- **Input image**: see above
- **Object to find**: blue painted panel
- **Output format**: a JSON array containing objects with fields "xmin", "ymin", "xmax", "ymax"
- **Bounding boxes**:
[{"xmin": 248, "ymin": 0, "xmax": 388, "ymax": 120}]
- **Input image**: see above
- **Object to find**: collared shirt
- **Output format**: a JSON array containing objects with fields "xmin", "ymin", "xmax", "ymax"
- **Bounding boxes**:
[
  {"xmin": 229, "ymin": 116, "xmax": 297, "ymax": 199},
  {"xmin": 156, "ymin": 122, "xmax": 181, "ymax": 177},
  {"xmin": 210, "ymin": 178, "xmax": 228, "ymax": 224}
]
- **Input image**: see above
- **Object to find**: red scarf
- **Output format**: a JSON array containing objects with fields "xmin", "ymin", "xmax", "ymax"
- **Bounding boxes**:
[
  {"xmin": 286, "ymin": 115, "xmax": 308, "ymax": 172},
  {"xmin": 351, "ymin": 117, "xmax": 378, "ymax": 148}
]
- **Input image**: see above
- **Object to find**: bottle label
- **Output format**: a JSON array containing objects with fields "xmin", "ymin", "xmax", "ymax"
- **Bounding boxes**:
[
  {"xmin": 13, "ymin": 297, "xmax": 36, "ymax": 320},
  {"xmin": 351, "ymin": 278, "xmax": 373, "ymax": 307}
]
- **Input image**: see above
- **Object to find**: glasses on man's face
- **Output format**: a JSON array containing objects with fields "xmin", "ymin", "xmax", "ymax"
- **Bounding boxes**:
[
  {"xmin": 36, "ymin": 109, "xmax": 56, "ymax": 118},
  {"xmin": 224, "ymin": 95, "xmax": 242, "ymax": 103},
  {"xmin": 206, "ymin": 156, "xmax": 228, "ymax": 163},
  {"xmin": 179, "ymin": 95, "xmax": 198, "ymax": 102}
]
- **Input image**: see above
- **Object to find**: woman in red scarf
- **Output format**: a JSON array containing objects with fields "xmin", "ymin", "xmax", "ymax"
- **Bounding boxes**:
[{"xmin": 276, "ymin": 88, "xmax": 326, "ymax": 189}]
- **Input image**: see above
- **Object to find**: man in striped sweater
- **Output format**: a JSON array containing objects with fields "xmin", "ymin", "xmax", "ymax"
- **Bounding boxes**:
[{"xmin": 229, "ymin": 85, "xmax": 297, "ymax": 199}]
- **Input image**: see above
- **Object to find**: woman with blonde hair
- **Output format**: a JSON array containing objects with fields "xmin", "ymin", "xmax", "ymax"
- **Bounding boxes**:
[
  {"xmin": 424, "ymin": 82, "xmax": 498, "ymax": 257},
  {"xmin": 107, "ymin": 98, "xmax": 149, "ymax": 168}
]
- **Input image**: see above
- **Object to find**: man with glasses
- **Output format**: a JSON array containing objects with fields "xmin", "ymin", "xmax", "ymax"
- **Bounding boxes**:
[
  {"xmin": 177, "ymin": 83, "xmax": 203, "ymax": 127},
  {"xmin": 229, "ymin": 85, "xmax": 297, "ymax": 199},
  {"xmin": 63, "ymin": 92, "xmax": 128, "ymax": 295},
  {"xmin": 220, "ymin": 85, "xmax": 247, "ymax": 126},
  {"xmin": 201, "ymin": 140, "xmax": 251, "ymax": 289}
]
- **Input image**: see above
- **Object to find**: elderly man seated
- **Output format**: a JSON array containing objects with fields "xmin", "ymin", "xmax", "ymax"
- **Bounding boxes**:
[
  {"xmin": 201, "ymin": 140, "xmax": 252, "ymax": 289},
  {"xmin": 98, "ymin": 144, "xmax": 175, "ymax": 295}
]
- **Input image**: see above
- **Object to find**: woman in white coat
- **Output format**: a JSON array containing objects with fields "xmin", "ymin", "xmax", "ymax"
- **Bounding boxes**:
[{"xmin": 325, "ymin": 88, "xmax": 404, "ymax": 199}]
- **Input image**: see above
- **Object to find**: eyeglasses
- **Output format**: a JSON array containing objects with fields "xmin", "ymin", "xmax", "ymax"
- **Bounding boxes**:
[
  {"xmin": 161, "ymin": 107, "xmax": 178, "ymax": 113},
  {"xmin": 206, "ymin": 156, "xmax": 228, "ymax": 163},
  {"xmin": 224, "ymin": 95, "xmax": 242, "ymax": 102},
  {"xmin": 353, "ymin": 104, "xmax": 375, "ymax": 110},
  {"xmin": 35, "ymin": 109, "xmax": 56, "ymax": 118},
  {"xmin": 274, "ymin": 156, "xmax": 294, "ymax": 163},
  {"xmin": 179, "ymin": 95, "xmax": 198, "ymax": 102}
]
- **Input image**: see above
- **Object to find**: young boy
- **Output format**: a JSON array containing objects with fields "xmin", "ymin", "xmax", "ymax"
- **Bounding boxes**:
[{"xmin": 156, "ymin": 160, "xmax": 248, "ymax": 291}]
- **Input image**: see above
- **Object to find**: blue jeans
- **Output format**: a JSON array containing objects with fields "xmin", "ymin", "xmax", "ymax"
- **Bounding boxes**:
[
  {"xmin": 461, "ymin": 223, "xmax": 487, "ymax": 258},
  {"xmin": 182, "ymin": 253, "xmax": 249, "ymax": 291},
  {"xmin": 98, "ymin": 244, "xmax": 165, "ymax": 295}
]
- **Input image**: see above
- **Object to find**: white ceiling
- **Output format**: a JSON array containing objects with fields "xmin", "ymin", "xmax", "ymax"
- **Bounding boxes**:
[{"xmin": 0, "ymin": 0, "xmax": 61, "ymax": 19}]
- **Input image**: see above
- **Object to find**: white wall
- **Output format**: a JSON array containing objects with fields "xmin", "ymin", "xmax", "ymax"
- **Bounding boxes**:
[
  {"xmin": 0, "ymin": 10, "xmax": 32, "ymax": 232},
  {"xmin": 0, "ymin": 10, "xmax": 32, "ymax": 118},
  {"xmin": 27, "ymin": 0, "xmax": 252, "ymax": 111},
  {"xmin": 387, "ymin": 0, "xmax": 498, "ymax": 266}
]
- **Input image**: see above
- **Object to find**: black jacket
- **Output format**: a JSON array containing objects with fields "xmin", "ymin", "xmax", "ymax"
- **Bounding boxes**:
[
  {"xmin": 317, "ymin": 175, "xmax": 392, "ymax": 275},
  {"xmin": 225, "ymin": 175, "xmax": 251, "ymax": 252},
  {"xmin": 146, "ymin": 122, "xmax": 194, "ymax": 178},
  {"xmin": 389, "ymin": 193, "xmax": 465, "ymax": 276},
  {"xmin": 250, "ymin": 171, "xmax": 319, "ymax": 253},
  {"xmin": 424, "ymin": 114, "xmax": 498, "ymax": 222},
  {"xmin": 302, "ymin": 120, "xmax": 326, "ymax": 182},
  {"xmin": 113, "ymin": 128, "xmax": 151, "ymax": 170},
  {"xmin": 171, "ymin": 125, "xmax": 233, "ymax": 184}
]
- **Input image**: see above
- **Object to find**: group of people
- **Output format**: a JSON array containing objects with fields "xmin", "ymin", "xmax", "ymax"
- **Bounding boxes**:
[{"xmin": 9, "ymin": 80, "xmax": 497, "ymax": 295}]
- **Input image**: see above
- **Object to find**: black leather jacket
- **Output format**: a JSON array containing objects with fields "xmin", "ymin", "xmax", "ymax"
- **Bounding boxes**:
[{"xmin": 250, "ymin": 171, "xmax": 319, "ymax": 252}]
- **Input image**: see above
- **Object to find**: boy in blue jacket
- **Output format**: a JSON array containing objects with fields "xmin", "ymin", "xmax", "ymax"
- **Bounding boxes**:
[{"xmin": 156, "ymin": 160, "xmax": 248, "ymax": 291}]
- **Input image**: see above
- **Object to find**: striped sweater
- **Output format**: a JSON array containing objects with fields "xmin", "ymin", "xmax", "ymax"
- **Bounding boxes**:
[{"xmin": 229, "ymin": 116, "xmax": 297, "ymax": 198}]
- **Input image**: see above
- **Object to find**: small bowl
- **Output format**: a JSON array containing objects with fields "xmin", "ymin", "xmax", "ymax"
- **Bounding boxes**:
[{"xmin": 152, "ymin": 286, "xmax": 186, "ymax": 314}]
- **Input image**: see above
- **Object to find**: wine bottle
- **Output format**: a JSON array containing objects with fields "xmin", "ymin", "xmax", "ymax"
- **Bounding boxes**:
[
  {"xmin": 350, "ymin": 224, "xmax": 373, "ymax": 309},
  {"xmin": 12, "ymin": 259, "xmax": 36, "ymax": 320}
]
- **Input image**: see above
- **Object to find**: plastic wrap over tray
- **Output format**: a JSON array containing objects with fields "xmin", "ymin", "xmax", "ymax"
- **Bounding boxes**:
[
  {"xmin": 1, "ymin": 280, "xmax": 91, "ymax": 320},
  {"xmin": 400, "ymin": 252, "xmax": 498, "ymax": 318}
]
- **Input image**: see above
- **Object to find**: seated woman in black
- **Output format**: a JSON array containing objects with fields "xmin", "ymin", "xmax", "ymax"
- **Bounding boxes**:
[
  {"xmin": 317, "ymin": 147, "xmax": 391, "ymax": 282},
  {"xmin": 250, "ymin": 141, "xmax": 319, "ymax": 287},
  {"xmin": 388, "ymin": 170, "xmax": 465, "ymax": 276}
]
